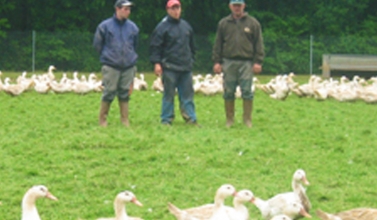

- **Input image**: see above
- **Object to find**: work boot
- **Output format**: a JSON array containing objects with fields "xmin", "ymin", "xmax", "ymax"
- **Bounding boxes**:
[
  {"xmin": 180, "ymin": 105, "xmax": 190, "ymax": 123},
  {"xmin": 225, "ymin": 100, "xmax": 235, "ymax": 127},
  {"xmin": 119, "ymin": 101, "xmax": 130, "ymax": 127},
  {"xmin": 243, "ymin": 99, "xmax": 253, "ymax": 128},
  {"xmin": 99, "ymin": 101, "xmax": 111, "ymax": 127}
]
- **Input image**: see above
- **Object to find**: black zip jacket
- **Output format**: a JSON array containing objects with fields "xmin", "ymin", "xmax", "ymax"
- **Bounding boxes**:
[{"xmin": 149, "ymin": 15, "xmax": 195, "ymax": 72}]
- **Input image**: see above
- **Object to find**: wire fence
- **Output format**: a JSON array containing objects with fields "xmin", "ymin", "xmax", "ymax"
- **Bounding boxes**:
[{"xmin": 1, "ymin": 31, "xmax": 377, "ymax": 75}]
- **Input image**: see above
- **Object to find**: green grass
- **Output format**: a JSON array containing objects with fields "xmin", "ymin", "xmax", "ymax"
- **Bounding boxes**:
[{"xmin": 1, "ymin": 72, "xmax": 377, "ymax": 220}]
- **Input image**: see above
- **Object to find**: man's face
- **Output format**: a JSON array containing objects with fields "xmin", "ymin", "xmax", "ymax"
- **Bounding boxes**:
[
  {"xmin": 229, "ymin": 3, "xmax": 245, "ymax": 17},
  {"xmin": 117, "ymin": 6, "xmax": 131, "ymax": 19},
  {"xmin": 167, "ymin": 5, "xmax": 181, "ymax": 20}
]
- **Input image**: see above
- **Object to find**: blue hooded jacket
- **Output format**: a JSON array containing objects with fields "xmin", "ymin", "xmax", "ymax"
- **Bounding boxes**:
[{"xmin": 93, "ymin": 15, "xmax": 139, "ymax": 70}]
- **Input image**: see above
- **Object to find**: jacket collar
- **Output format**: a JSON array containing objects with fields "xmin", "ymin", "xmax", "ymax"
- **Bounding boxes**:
[
  {"xmin": 226, "ymin": 12, "xmax": 248, "ymax": 22},
  {"xmin": 113, "ymin": 14, "xmax": 127, "ymax": 24},
  {"xmin": 166, "ymin": 15, "xmax": 180, "ymax": 23}
]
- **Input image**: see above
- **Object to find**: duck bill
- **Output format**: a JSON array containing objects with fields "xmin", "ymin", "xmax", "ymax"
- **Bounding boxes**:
[
  {"xmin": 46, "ymin": 192, "xmax": 58, "ymax": 201},
  {"xmin": 249, "ymin": 197, "xmax": 255, "ymax": 204},
  {"xmin": 132, "ymin": 197, "xmax": 143, "ymax": 207},
  {"xmin": 249, "ymin": 197, "xmax": 256, "ymax": 203},
  {"xmin": 300, "ymin": 208, "xmax": 312, "ymax": 218},
  {"xmin": 251, "ymin": 197, "xmax": 259, "ymax": 205},
  {"xmin": 302, "ymin": 176, "xmax": 310, "ymax": 185}
]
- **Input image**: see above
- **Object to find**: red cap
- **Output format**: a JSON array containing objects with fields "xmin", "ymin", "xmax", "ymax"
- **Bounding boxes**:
[{"xmin": 166, "ymin": 0, "xmax": 181, "ymax": 8}]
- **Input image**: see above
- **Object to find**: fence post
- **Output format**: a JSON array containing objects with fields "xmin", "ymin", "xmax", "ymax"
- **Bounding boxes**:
[
  {"xmin": 32, "ymin": 30, "xmax": 36, "ymax": 72},
  {"xmin": 310, "ymin": 35, "xmax": 313, "ymax": 75}
]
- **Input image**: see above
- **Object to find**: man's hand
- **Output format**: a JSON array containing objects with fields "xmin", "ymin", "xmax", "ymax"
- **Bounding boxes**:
[
  {"xmin": 253, "ymin": 63, "xmax": 262, "ymax": 74},
  {"xmin": 154, "ymin": 63, "xmax": 163, "ymax": 76},
  {"xmin": 213, "ymin": 63, "xmax": 222, "ymax": 74}
]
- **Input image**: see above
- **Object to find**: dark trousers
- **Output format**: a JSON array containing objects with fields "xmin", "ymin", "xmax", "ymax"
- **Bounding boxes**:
[{"xmin": 161, "ymin": 69, "xmax": 197, "ymax": 124}]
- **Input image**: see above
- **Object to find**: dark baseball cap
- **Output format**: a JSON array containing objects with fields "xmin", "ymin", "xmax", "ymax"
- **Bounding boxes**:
[
  {"xmin": 230, "ymin": 0, "xmax": 245, "ymax": 4},
  {"xmin": 114, "ymin": 0, "xmax": 133, "ymax": 7}
]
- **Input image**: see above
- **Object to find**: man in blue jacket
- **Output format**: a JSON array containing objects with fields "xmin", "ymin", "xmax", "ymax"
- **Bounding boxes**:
[
  {"xmin": 149, "ymin": 0, "xmax": 198, "ymax": 126},
  {"xmin": 93, "ymin": 0, "xmax": 139, "ymax": 127}
]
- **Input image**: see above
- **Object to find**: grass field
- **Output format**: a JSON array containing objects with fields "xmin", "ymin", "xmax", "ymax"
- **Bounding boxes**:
[{"xmin": 1, "ymin": 72, "xmax": 377, "ymax": 220}]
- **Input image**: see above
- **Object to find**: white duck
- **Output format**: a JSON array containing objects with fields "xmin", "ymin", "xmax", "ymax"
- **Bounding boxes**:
[
  {"xmin": 50, "ymin": 80, "xmax": 72, "ymax": 93},
  {"xmin": 97, "ymin": 190, "xmax": 143, "ymax": 220},
  {"xmin": 208, "ymin": 184, "xmax": 237, "ymax": 220},
  {"xmin": 3, "ymin": 77, "xmax": 26, "ymax": 96},
  {"xmin": 44, "ymin": 65, "xmax": 56, "ymax": 81},
  {"xmin": 0, "ymin": 71, "xmax": 4, "ymax": 91},
  {"xmin": 316, "ymin": 208, "xmax": 377, "ymax": 220},
  {"xmin": 17, "ymin": 71, "xmax": 35, "ymax": 91},
  {"xmin": 88, "ymin": 73, "xmax": 104, "ymax": 92},
  {"xmin": 291, "ymin": 75, "xmax": 320, "ymax": 97},
  {"xmin": 152, "ymin": 76, "xmax": 164, "ymax": 92},
  {"xmin": 291, "ymin": 169, "xmax": 311, "ymax": 213},
  {"xmin": 267, "ymin": 169, "xmax": 311, "ymax": 214},
  {"xmin": 269, "ymin": 76, "xmax": 290, "ymax": 100},
  {"xmin": 168, "ymin": 184, "xmax": 236, "ymax": 220},
  {"xmin": 252, "ymin": 76, "xmax": 260, "ymax": 93},
  {"xmin": 271, "ymin": 214, "xmax": 293, "ymax": 220},
  {"xmin": 253, "ymin": 199, "xmax": 311, "ymax": 220},
  {"xmin": 225, "ymin": 189, "xmax": 254, "ymax": 220},
  {"xmin": 133, "ymin": 73, "xmax": 148, "ymax": 91},
  {"xmin": 257, "ymin": 78, "xmax": 276, "ymax": 95},
  {"xmin": 33, "ymin": 76, "xmax": 51, "ymax": 94},
  {"xmin": 198, "ymin": 79, "xmax": 222, "ymax": 96},
  {"xmin": 235, "ymin": 86, "xmax": 242, "ymax": 99},
  {"xmin": 71, "ymin": 74, "xmax": 93, "ymax": 95},
  {"xmin": 253, "ymin": 169, "xmax": 311, "ymax": 220},
  {"xmin": 21, "ymin": 185, "xmax": 58, "ymax": 220},
  {"xmin": 193, "ymin": 75, "xmax": 203, "ymax": 93}
]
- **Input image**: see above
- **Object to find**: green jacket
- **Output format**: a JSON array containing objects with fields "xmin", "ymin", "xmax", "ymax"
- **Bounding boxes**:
[{"xmin": 212, "ymin": 13, "xmax": 265, "ymax": 64}]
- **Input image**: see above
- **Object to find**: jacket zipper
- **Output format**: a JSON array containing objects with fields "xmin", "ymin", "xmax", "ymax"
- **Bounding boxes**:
[{"xmin": 120, "ymin": 22, "xmax": 125, "ymax": 67}]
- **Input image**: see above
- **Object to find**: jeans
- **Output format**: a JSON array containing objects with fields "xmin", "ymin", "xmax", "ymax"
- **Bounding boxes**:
[{"xmin": 161, "ymin": 69, "xmax": 197, "ymax": 124}]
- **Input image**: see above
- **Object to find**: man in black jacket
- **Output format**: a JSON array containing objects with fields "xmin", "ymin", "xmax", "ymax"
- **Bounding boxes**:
[{"xmin": 149, "ymin": 0, "xmax": 198, "ymax": 126}]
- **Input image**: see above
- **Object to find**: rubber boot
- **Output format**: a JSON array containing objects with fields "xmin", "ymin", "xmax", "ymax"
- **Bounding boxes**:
[
  {"xmin": 225, "ymin": 100, "xmax": 235, "ymax": 127},
  {"xmin": 119, "ymin": 101, "xmax": 130, "ymax": 127},
  {"xmin": 99, "ymin": 101, "xmax": 111, "ymax": 127},
  {"xmin": 243, "ymin": 99, "xmax": 253, "ymax": 128}
]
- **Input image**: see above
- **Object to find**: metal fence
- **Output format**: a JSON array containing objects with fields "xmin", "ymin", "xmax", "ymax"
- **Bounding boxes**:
[{"xmin": 1, "ymin": 31, "xmax": 377, "ymax": 75}]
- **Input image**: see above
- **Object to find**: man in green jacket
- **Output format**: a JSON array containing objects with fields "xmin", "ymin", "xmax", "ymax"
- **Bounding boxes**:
[{"xmin": 212, "ymin": 0, "xmax": 264, "ymax": 128}]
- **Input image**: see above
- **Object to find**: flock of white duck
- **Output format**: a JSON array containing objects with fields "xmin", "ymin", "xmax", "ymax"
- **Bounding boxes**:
[
  {"xmin": 15, "ymin": 169, "xmax": 377, "ymax": 220},
  {"xmin": 2, "ymin": 66, "xmax": 377, "ymax": 104},
  {"xmin": 257, "ymin": 73, "xmax": 377, "ymax": 103},
  {"xmin": 0, "ymin": 66, "xmax": 103, "ymax": 95}
]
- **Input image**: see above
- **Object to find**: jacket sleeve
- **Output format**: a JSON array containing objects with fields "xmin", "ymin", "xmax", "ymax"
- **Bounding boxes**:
[
  {"xmin": 190, "ymin": 28, "xmax": 196, "ymax": 61},
  {"xmin": 212, "ymin": 22, "xmax": 223, "ymax": 64},
  {"xmin": 133, "ymin": 28, "xmax": 139, "ymax": 51},
  {"xmin": 149, "ymin": 26, "xmax": 164, "ymax": 64},
  {"xmin": 93, "ymin": 25, "xmax": 105, "ymax": 54},
  {"xmin": 253, "ymin": 22, "xmax": 265, "ymax": 64}
]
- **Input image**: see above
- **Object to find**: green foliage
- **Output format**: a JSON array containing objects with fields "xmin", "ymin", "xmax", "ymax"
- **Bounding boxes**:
[
  {"xmin": 1, "ymin": 0, "xmax": 377, "ymax": 73},
  {"xmin": 0, "ymin": 18, "xmax": 10, "ymax": 38},
  {"xmin": 0, "ymin": 0, "xmax": 13, "ymax": 37}
]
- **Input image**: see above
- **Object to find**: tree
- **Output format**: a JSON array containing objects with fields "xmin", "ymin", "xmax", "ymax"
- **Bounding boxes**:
[{"xmin": 0, "ymin": 0, "xmax": 14, "ymax": 37}]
